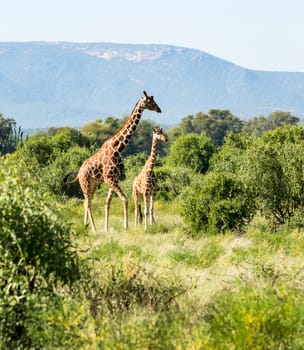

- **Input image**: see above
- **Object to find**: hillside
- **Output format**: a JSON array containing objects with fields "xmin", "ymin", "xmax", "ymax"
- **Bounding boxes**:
[{"xmin": 1, "ymin": 41, "xmax": 304, "ymax": 128}]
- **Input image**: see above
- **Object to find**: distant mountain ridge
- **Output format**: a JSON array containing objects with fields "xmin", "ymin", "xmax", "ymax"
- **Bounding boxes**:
[{"xmin": 1, "ymin": 41, "xmax": 304, "ymax": 129}]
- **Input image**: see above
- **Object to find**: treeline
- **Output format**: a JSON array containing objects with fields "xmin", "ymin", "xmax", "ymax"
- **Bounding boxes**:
[
  {"xmin": 0, "ymin": 108, "xmax": 302, "ymax": 210},
  {"xmin": 169, "ymin": 109, "xmax": 299, "ymax": 145},
  {"xmin": 1, "ymin": 108, "xmax": 304, "ymax": 231},
  {"xmin": 0, "ymin": 109, "xmax": 300, "ymax": 156}
]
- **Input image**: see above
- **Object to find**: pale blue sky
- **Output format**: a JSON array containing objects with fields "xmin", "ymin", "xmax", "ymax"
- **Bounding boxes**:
[{"xmin": 2, "ymin": 0, "xmax": 304, "ymax": 72}]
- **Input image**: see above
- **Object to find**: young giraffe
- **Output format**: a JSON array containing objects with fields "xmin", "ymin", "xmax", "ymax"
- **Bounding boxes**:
[
  {"xmin": 66, "ymin": 91, "xmax": 161, "ymax": 232},
  {"xmin": 132, "ymin": 126, "xmax": 168, "ymax": 230}
]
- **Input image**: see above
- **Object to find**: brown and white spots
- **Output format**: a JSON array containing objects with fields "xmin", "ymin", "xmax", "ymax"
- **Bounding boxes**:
[{"xmin": 133, "ymin": 126, "xmax": 168, "ymax": 230}]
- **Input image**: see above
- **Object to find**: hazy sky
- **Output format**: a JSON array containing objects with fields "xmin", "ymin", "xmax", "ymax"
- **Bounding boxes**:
[{"xmin": 2, "ymin": 0, "xmax": 304, "ymax": 72}]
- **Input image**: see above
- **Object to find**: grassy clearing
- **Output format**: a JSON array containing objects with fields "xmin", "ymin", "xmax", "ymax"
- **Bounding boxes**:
[{"xmin": 44, "ymin": 193, "xmax": 304, "ymax": 349}]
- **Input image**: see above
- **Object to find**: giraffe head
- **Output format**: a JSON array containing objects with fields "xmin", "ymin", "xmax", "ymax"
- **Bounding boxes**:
[
  {"xmin": 140, "ymin": 91, "xmax": 162, "ymax": 113},
  {"xmin": 153, "ymin": 126, "xmax": 168, "ymax": 142}
]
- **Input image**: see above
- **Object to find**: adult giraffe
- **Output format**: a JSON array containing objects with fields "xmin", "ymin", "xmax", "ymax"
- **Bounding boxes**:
[
  {"xmin": 132, "ymin": 126, "xmax": 168, "ymax": 230},
  {"xmin": 65, "ymin": 91, "xmax": 161, "ymax": 232}
]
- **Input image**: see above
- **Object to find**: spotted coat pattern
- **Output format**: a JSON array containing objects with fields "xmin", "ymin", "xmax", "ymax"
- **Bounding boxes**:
[
  {"xmin": 133, "ymin": 126, "xmax": 168, "ymax": 230},
  {"xmin": 74, "ymin": 91, "xmax": 162, "ymax": 232}
]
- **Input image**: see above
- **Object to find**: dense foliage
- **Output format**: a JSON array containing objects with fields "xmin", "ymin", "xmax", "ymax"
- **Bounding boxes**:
[
  {"xmin": 166, "ymin": 133, "xmax": 214, "ymax": 173},
  {"xmin": 181, "ymin": 125, "xmax": 304, "ymax": 234},
  {"xmin": 204, "ymin": 285, "xmax": 304, "ymax": 349},
  {"xmin": 181, "ymin": 171, "xmax": 256, "ymax": 234},
  {"xmin": 173, "ymin": 109, "xmax": 243, "ymax": 146},
  {"xmin": 242, "ymin": 110, "xmax": 299, "ymax": 136},
  {"xmin": 0, "ymin": 159, "xmax": 79, "ymax": 348},
  {"xmin": 248, "ymin": 126, "xmax": 304, "ymax": 229}
]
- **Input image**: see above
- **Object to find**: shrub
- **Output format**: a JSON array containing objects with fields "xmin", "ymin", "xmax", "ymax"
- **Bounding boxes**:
[
  {"xmin": 247, "ymin": 126, "xmax": 304, "ymax": 230},
  {"xmin": 166, "ymin": 133, "xmax": 214, "ymax": 173},
  {"xmin": 0, "ymin": 160, "xmax": 79, "ymax": 348},
  {"xmin": 14, "ymin": 129, "xmax": 92, "ymax": 198},
  {"xmin": 181, "ymin": 172, "xmax": 256, "ymax": 235},
  {"xmin": 81, "ymin": 261, "xmax": 185, "ymax": 316},
  {"xmin": 43, "ymin": 145, "xmax": 91, "ymax": 198},
  {"xmin": 51, "ymin": 126, "xmax": 90, "ymax": 154},
  {"xmin": 202, "ymin": 285, "xmax": 304, "ymax": 349},
  {"xmin": 16, "ymin": 132, "xmax": 54, "ymax": 168},
  {"xmin": 154, "ymin": 165, "xmax": 194, "ymax": 200}
]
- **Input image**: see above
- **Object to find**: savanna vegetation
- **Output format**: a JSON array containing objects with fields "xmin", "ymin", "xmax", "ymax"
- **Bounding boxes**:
[{"xmin": 1, "ymin": 109, "xmax": 304, "ymax": 349}]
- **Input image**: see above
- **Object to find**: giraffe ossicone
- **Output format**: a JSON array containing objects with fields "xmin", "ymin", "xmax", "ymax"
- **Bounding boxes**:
[
  {"xmin": 65, "ymin": 91, "xmax": 162, "ymax": 232},
  {"xmin": 132, "ymin": 126, "xmax": 168, "ymax": 230}
]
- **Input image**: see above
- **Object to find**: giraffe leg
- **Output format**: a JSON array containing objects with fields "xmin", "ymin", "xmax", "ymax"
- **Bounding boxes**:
[
  {"xmin": 149, "ymin": 194, "xmax": 155, "ymax": 225},
  {"xmin": 115, "ymin": 186, "xmax": 128, "ymax": 230},
  {"xmin": 105, "ymin": 187, "xmax": 114, "ymax": 232},
  {"xmin": 84, "ymin": 198, "xmax": 88, "ymax": 225},
  {"xmin": 133, "ymin": 189, "xmax": 140, "ymax": 227},
  {"xmin": 122, "ymin": 195, "xmax": 128, "ymax": 230},
  {"xmin": 105, "ymin": 181, "xmax": 128, "ymax": 231},
  {"xmin": 84, "ymin": 195, "xmax": 96, "ymax": 232},
  {"xmin": 143, "ymin": 193, "xmax": 149, "ymax": 231}
]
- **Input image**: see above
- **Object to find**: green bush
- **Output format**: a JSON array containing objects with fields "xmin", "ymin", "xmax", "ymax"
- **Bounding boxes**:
[
  {"xmin": 0, "ymin": 160, "xmax": 79, "ymax": 348},
  {"xmin": 14, "ymin": 128, "xmax": 92, "ymax": 198},
  {"xmin": 28, "ymin": 296, "xmax": 192, "ymax": 349},
  {"xmin": 81, "ymin": 261, "xmax": 185, "ymax": 316},
  {"xmin": 50, "ymin": 126, "xmax": 90, "ymax": 154},
  {"xmin": 181, "ymin": 172, "xmax": 256, "ymax": 235},
  {"xmin": 166, "ymin": 133, "xmax": 214, "ymax": 173},
  {"xmin": 154, "ymin": 165, "xmax": 194, "ymax": 200},
  {"xmin": 43, "ymin": 145, "xmax": 91, "ymax": 198},
  {"xmin": 22, "ymin": 257, "xmax": 192, "ymax": 349},
  {"xmin": 247, "ymin": 126, "xmax": 304, "ymax": 230},
  {"xmin": 202, "ymin": 285, "xmax": 304, "ymax": 349},
  {"xmin": 16, "ymin": 132, "xmax": 54, "ymax": 168}
]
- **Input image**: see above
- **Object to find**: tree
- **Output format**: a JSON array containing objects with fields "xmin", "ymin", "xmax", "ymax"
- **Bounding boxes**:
[
  {"xmin": 81, "ymin": 118, "xmax": 118, "ymax": 146},
  {"xmin": 16, "ymin": 132, "xmax": 54, "ymax": 167},
  {"xmin": 166, "ymin": 126, "xmax": 183, "ymax": 143},
  {"xmin": 205, "ymin": 109, "xmax": 243, "ymax": 146},
  {"xmin": 180, "ymin": 115, "xmax": 194, "ymax": 135},
  {"xmin": 210, "ymin": 132, "xmax": 256, "ymax": 174},
  {"xmin": 242, "ymin": 115, "xmax": 270, "ymax": 136},
  {"xmin": 268, "ymin": 111, "xmax": 299, "ymax": 128},
  {"xmin": 174, "ymin": 110, "xmax": 243, "ymax": 146},
  {"xmin": 14, "ymin": 128, "xmax": 93, "ymax": 198},
  {"xmin": 0, "ymin": 113, "xmax": 24, "ymax": 155},
  {"xmin": 242, "ymin": 111, "xmax": 299, "ymax": 136},
  {"xmin": 180, "ymin": 131, "xmax": 257, "ymax": 235},
  {"xmin": 51, "ymin": 126, "xmax": 90, "ymax": 154},
  {"xmin": 166, "ymin": 133, "xmax": 214, "ymax": 173},
  {"xmin": 247, "ymin": 126, "xmax": 304, "ymax": 230}
]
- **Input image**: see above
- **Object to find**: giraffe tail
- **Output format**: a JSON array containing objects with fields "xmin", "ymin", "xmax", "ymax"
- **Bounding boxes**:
[{"xmin": 63, "ymin": 172, "xmax": 79, "ymax": 184}]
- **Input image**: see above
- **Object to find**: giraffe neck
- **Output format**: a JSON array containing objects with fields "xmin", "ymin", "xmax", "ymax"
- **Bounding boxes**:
[
  {"xmin": 145, "ymin": 137, "xmax": 158, "ymax": 174},
  {"xmin": 110, "ymin": 102, "xmax": 144, "ymax": 153}
]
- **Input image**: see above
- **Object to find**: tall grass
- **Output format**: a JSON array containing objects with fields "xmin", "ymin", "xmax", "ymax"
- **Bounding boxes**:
[{"xmin": 22, "ymin": 195, "xmax": 304, "ymax": 349}]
